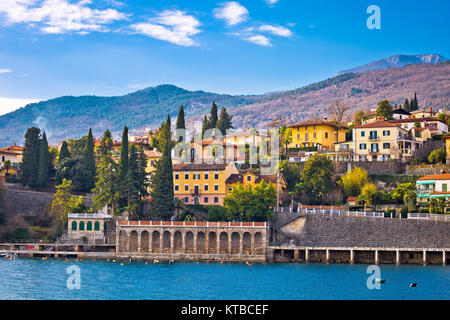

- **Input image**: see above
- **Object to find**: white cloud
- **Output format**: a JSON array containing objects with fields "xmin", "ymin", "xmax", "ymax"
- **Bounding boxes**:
[
  {"xmin": 246, "ymin": 35, "xmax": 272, "ymax": 47},
  {"xmin": 0, "ymin": 69, "xmax": 13, "ymax": 74},
  {"xmin": 130, "ymin": 10, "xmax": 201, "ymax": 47},
  {"xmin": 265, "ymin": 0, "xmax": 280, "ymax": 5},
  {"xmin": 214, "ymin": 1, "xmax": 249, "ymax": 26},
  {"xmin": 0, "ymin": 97, "xmax": 41, "ymax": 116},
  {"xmin": 0, "ymin": 0, "xmax": 128, "ymax": 34},
  {"xmin": 258, "ymin": 24, "xmax": 292, "ymax": 37}
]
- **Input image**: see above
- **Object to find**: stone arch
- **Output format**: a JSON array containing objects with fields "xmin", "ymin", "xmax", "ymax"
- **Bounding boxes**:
[
  {"xmin": 219, "ymin": 232, "xmax": 228, "ymax": 254},
  {"xmin": 163, "ymin": 231, "xmax": 171, "ymax": 253},
  {"xmin": 87, "ymin": 221, "xmax": 93, "ymax": 231},
  {"xmin": 71, "ymin": 221, "xmax": 77, "ymax": 231},
  {"xmin": 94, "ymin": 221, "xmax": 100, "ymax": 231},
  {"xmin": 197, "ymin": 231, "xmax": 206, "ymax": 254},
  {"xmin": 231, "ymin": 232, "xmax": 240, "ymax": 254},
  {"xmin": 254, "ymin": 232, "xmax": 263, "ymax": 255},
  {"xmin": 129, "ymin": 230, "xmax": 139, "ymax": 253},
  {"xmin": 185, "ymin": 231, "xmax": 194, "ymax": 253},
  {"xmin": 208, "ymin": 232, "xmax": 217, "ymax": 254},
  {"xmin": 152, "ymin": 231, "xmax": 160, "ymax": 253},
  {"xmin": 119, "ymin": 230, "xmax": 128, "ymax": 252},
  {"xmin": 79, "ymin": 221, "xmax": 85, "ymax": 231},
  {"xmin": 174, "ymin": 231, "xmax": 183, "ymax": 253},
  {"xmin": 141, "ymin": 231, "xmax": 150, "ymax": 253},
  {"xmin": 243, "ymin": 232, "xmax": 252, "ymax": 255}
]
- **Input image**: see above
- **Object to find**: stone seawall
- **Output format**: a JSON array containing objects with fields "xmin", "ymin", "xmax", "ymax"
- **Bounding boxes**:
[
  {"xmin": 296, "ymin": 161, "xmax": 406, "ymax": 175},
  {"xmin": 277, "ymin": 213, "xmax": 450, "ymax": 249}
]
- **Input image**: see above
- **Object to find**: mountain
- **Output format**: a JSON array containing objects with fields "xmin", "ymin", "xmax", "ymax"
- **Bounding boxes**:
[
  {"xmin": 336, "ymin": 54, "xmax": 447, "ymax": 76},
  {"xmin": 0, "ymin": 56, "xmax": 449, "ymax": 147},
  {"xmin": 0, "ymin": 84, "xmax": 264, "ymax": 147}
]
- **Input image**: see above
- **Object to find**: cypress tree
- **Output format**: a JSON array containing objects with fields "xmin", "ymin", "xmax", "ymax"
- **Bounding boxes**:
[
  {"xmin": 412, "ymin": 92, "xmax": 419, "ymax": 111},
  {"xmin": 84, "ymin": 128, "xmax": 96, "ymax": 192},
  {"xmin": 137, "ymin": 146, "xmax": 149, "ymax": 198},
  {"xmin": 210, "ymin": 102, "xmax": 218, "ymax": 129},
  {"xmin": 37, "ymin": 131, "xmax": 50, "ymax": 187},
  {"xmin": 149, "ymin": 138, "xmax": 174, "ymax": 220},
  {"xmin": 21, "ymin": 127, "xmax": 41, "ymax": 188},
  {"xmin": 59, "ymin": 141, "xmax": 71, "ymax": 163},
  {"xmin": 126, "ymin": 145, "xmax": 141, "ymax": 219},
  {"xmin": 176, "ymin": 105, "xmax": 186, "ymax": 130},
  {"xmin": 403, "ymin": 98, "xmax": 410, "ymax": 112},
  {"xmin": 201, "ymin": 115, "xmax": 210, "ymax": 136},
  {"xmin": 216, "ymin": 107, "xmax": 234, "ymax": 134},
  {"xmin": 120, "ymin": 126, "xmax": 129, "ymax": 179}
]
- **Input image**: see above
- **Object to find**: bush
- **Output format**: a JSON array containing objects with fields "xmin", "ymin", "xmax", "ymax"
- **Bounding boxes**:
[
  {"xmin": 206, "ymin": 205, "xmax": 229, "ymax": 221},
  {"xmin": 428, "ymin": 148, "xmax": 446, "ymax": 164}
]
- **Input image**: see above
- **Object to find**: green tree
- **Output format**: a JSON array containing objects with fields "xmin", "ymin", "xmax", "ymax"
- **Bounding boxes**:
[
  {"xmin": 216, "ymin": 107, "xmax": 233, "ymax": 134},
  {"xmin": 358, "ymin": 183, "xmax": 377, "ymax": 206},
  {"xmin": 403, "ymin": 98, "xmax": 410, "ymax": 111},
  {"xmin": 37, "ymin": 131, "xmax": 50, "ymax": 187},
  {"xmin": 206, "ymin": 205, "xmax": 230, "ymax": 221},
  {"xmin": 411, "ymin": 92, "xmax": 419, "ymax": 111},
  {"xmin": 83, "ymin": 128, "xmax": 96, "ymax": 192},
  {"xmin": 403, "ymin": 190, "xmax": 417, "ymax": 213},
  {"xmin": 176, "ymin": 104, "xmax": 186, "ymax": 130},
  {"xmin": 338, "ymin": 166, "xmax": 369, "ymax": 197},
  {"xmin": 123, "ymin": 145, "xmax": 141, "ymax": 218},
  {"xmin": 279, "ymin": 160, "xmax": 300, "ymax": 193},
  {"xmin": 428, "ymin": 198, "xmax": 438, "ymax": 214},
  {"xmin": 119, "ymin": 126, "xmax": 129, "ymax": 179},
  {"xmin": 97, "ymin": 129, "xmax": 113, "ymax": 159},
  {"xmin": 376, "ymin": 99, "xmax": 393, "ymax": 120},
  {"xmin": 55, "ymin": 157, "xmax": 91, "ymax": 192},
  {"xmin": 392, "ymin": 183, "xmax": 415, "ymax": 204},
  {"xmin": 59, "ymin": 141, "xmax": 71, "ymax": 163},
  {"xmin": 51, "ymin": 179, "xmax": 84, "ymax": 228},
  {"xmin": 21, "ymin": 127, "xmax": 41, "ymax": 188},
  {"xmin": 201, "ymin": 115, "xmax": 210, "ymax": 136},
  {"xmin": 209, "ymin": 102, "xmax": 218, "ymax": 129},
  {"xmin": 136, "ymin": 146, "xmax": 149, "ymax": 198},
  {"xmin": 4, "ymin": 160, "xmax": 11, "ymax": 176},
  {"xmin": 437, "ymin": 198, "xmax": 447, "ymax": 214},
  {"xmin": 149, "ymin": 138, "xmax": 175, "ymax": 219},
  {"xmin": 428, "ymin": 148, "xmax": 446, "ymax": 164},
  {"xmin": 67, "ymin": 135, "xmax": 88, "ymax": 158},
  {"xmin": 296, "ymin": 154, "xmax": 334, "ymax": 203},
  {"xmin": 280, "ymin": 125, "xmax": 292, "ymax": 154}
]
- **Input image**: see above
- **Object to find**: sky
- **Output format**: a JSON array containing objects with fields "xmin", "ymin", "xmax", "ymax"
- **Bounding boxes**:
[{"xmin": 0, "ymin": 0, "xmax": 449, "ymax": 115}]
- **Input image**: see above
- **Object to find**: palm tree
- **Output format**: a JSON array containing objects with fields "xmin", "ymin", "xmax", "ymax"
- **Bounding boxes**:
[{"xmin": 4, "ymin": 160, "xmax": 11, "ymax": 176}]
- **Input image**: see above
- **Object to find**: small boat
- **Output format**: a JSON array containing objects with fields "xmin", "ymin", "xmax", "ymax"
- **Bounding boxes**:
[
  {"xmin": 376, "ymin": 279, "xmax": 386, "ymax": 284},
  {"xmin": 410, "ymin": 282, "xmax": 418, "ymax": 288}
]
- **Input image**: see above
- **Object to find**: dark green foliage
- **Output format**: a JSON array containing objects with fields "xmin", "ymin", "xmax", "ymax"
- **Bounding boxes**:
[
  {"xmin": 119, "ymin": 126, "xmax": 129, "ymax": 179},
  {"xmin": 376, "ymin": 100, "xmax": 393, "ymax": 120},
  {"xmin": 296, "ymin": 154, "xmax": 334, "ymax": 203},
  {"xmin": 149, "ymin": 138, "xmax": 175, "ymax": 220},
  {"xmin": 216, "ymin": 107, "xmax": 233, "ymax": 134},
  {"xmin": 403, "ymin": 98, "xmax": 410, "ymax": 111},
  {"xmin": 37, "ymin": 132, "xmax": 50, "ymax": 187},
  {"xmin": 176, "ymin": 105, "xmax": 186, "ymax": 130},
  {"xmin": 411, "ymin": 92, "xmax": 419, "ymax": 111},
  {"xmin": 97, "ymin": 129, "xmax": 113, "ymax": 159},
  {"xmin": 83, "ymin": 128, "xmax": 96, "ymax": 192},
  {"xmin": 21, "ymin": 127, "xmax": 41, "ymax": 188},
  {"xmin": 202, "ymin": 102, "xmax": 220, "ymax": 135},
  {"xmin": 279, "ymin": 161, "xmax": 301, "ymax": 193},
  {"xmin": 55, "ymin": 157, "xmax": 91, "ymax": 192},
  {"xmin": 59, "ymin": 141, "xmax": 71, "ymax": 162},
  {"xmin": 67, "ymin": 135, "xmax": 88, "ymax": 158},
  {"xmin": 206, "ymin": 205, "xmax": 230, "ymax": 221},
  {"xmin": 123, "ymin": 145, "xmax": 141, "ymax": 218},
  {"xmin": 136, "ymin": 146, "xmax": 149, "ymax": 198}
]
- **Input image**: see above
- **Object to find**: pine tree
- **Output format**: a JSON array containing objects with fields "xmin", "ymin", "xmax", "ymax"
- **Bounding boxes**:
[
  {"xmin": 37, "ymin": 131, "xmax": 50, "ymax": 187},
  {"xmin": 83, "ymin": 128, "xmax": 96, "ymax": 192},
  {"xmin": 403, "ymin": 98, "xmax": 410, "ymax": 112},
  {"xmin": 216, "ymin": 107, "xmax": 233, "ymax": 134},
  {"xmin": 59, "ymin": 141, "xmax": 71, "ymax": 163},
  {"xmin": 176, "ymin": 105, "xmax": 186, "ymax": 130},
  {"xmin": 93, "ymin": 148, "xmax": 120, "ymax": 213},
  {"xmin": 21, "ymin": 127, "xmax": 41, "ymax": 188},
  {"xmin": 98, "ymin": 129, "xmax": 113, "ymax": 159},
  {"xmin": 149, "ymin": 138, "xmax": 174, "ymax": 220}
]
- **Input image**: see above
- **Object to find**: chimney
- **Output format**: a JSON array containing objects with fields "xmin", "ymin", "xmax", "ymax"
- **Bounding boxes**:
[{"xmin": 323, "ymin": 117, "xmax": 327, "ymax": 122}]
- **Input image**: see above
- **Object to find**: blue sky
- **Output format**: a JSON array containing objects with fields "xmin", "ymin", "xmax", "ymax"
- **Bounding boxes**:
[{"xmin": 0, "ymin": 0, "xmax": 449, "ymax": 115}]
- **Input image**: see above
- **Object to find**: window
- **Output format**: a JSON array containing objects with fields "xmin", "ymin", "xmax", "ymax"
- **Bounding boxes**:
[
  {"xmin": 305, "ymin": 133, "xmax": 309, "ymax": 141},
  {"xmin": 359, "ymin": 143, "xmax": 367, "ymax": 150},
  {"xmin": 214, "ymin": 184, "xmax": 219, "ymax": 191},
  {"xmin": 297, "ymin": 134, "xmax": 300, "ymax": 139},
  {"xmin": 204, "ymin": 197, "xmax": 209, "ymax": 203},
  {"xmin": 247, "ymin": 175, "xmax": 252, "ymax": 182},
  {"xmin": 184, "ymin": 185, "xmax": 189, "ymax": 191},
  {"xmin": 87, "ymin": 221, "xmax": 92, "ymax": 231},
  {"xmin": 443, "ymin": 184, "xmax": 448, "ymax": 192},
  {"xmin": 184, "ymin": 173, "xmax": 189, "ymax": 180},
  {"xmin": 71, "ymin": 221, "xmax": 77, "ymax": 231},
  {"xmin": 313, "ymin": 132, "xmax": 317, "ymax": 139},
  {"xmin": 325, "ymin": 132, "xmax": 328, "ymax": 139},
  {"xmin": 175, "ymin": 173, "xmax": 179, "ymax": 180},
  {"xmin": 204, "ymin": 173, "xmax": 209, "ymax": 180},
  {"xmin": 175, "ymin": 185, "xmax": 179, "ymax": 191},
  {"xmin": 383, "ymin": 130, "xmax": 390, "ymax": 136},
  {"xmin": 361, "ymin": 131, "xmax": 365, "ymax": 137},
  {"xmin": 214, "ymin": 173, "xmax": 219, "ymax": 180},
  {"xmin": 193, "ymin": 174, "xmax": 200, "ymax": 180},
  {"xmin": 79, "ymin": 221, "xmax": 85, "ymax": 231},
  {"xmin": 214, "ymin": 197, "xmax": 219, "ymax": 203},
  {"xmin": 184, "ymin": 197, "xmax": 189, "ymax": 203},
  {"xmin": 94, "ymin": 221, "xmax": 100, "ymax": 231},
  {"xmin": 204, "ymin": 184, "xmax": 209, "ymax": 191},
  {"xmin": 383, "ymin": 143, "xmax": 390, "ymax": 149},
  {"xmin": 369, "ymin": 131, "xmax": 378, "ymax": 139},
  {"xmin": 371, "ymin": 143, "xmax": 379, "ymax": 153}
]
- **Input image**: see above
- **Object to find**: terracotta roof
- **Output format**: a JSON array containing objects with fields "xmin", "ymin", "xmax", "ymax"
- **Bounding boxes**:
[
  {"xmin": 430, "ymin": 192, "xmax": 450, "ymax": 195},
  {"xmin": 388, "ymin": 117, "xmax": 446, "ymax": 124},
  {"xmin": 0, "ymin": 150, "xmax": 20, "ymax": 156},
  {"xmin": 288, "ymin": 121, "xmax": 348, "ymax": 129},
  {"xmin": 144, "ymin": 150, "xmax": 162, "ymax": 158},
  {"xmin": 417, "ymin": 174, "xmax": 450, "ymax": 181},
  {"xmin": 347, "ymin": 197, "xmax": 358, "ymax": 201},
  {"xmin": 354, "ymin": 121, "xmax": 400, "ymax": 129},
  {"xmin": 173, "ymin": 162, "xmax": 230, "ymax": 171},
  {"xmin": 198, "ymin": 139, "xmax": 237, "ymax": 147},
  {"xmin": 0, "ymin": 145, "xmax": 23, "ymax": 151}
]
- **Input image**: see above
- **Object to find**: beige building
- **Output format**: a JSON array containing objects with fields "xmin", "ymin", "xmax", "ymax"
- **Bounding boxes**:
[
  {"xmin": 352, "ymin": 121, "xmax": 421, "ymax": 161},
  {"xmin": 68, "ymin": 212, "xmax": 113, "ymax": 244}
]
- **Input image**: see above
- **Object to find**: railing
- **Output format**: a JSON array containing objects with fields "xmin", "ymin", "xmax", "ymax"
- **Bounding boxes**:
[
  {"xmin": 68, "ymin": 213, "xmax": 112, "ymax": 219},
  {"xmin": 408, "ymin": 213, "xmax": 450, "ymax": 221},
  {"xmin": 117, "ymin": 221, "xmax": 268, "ymax": 227}
]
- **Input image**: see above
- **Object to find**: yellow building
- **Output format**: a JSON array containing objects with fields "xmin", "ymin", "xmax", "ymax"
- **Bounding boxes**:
[
  {"xmin": 225, "ymin": 172, "xmax": 287, "ymax": 198},
  {"xmin": 444, "ymin": 135, "xmax": 450, "ymax": 164},
  {"xmin": 0, "ymin": 144, "xmax": 23, "ymax": 178},
  {"xmin": 223, "ymin": 130, "xmax": 268, "ymax": 147},
  {"xmin": 173, "ymin": 162, "xmax": 238, "ymax": 206},
  {"xmin": 144, "ymin": 149, "xmax": 162, "ymax": 174},
  {"xmin": 352, "ymin": 121, "xmax": 421, "ymax": 161},
  {"xmin": 288, "ymin": 121, "xmax": 349, "ymax": 151}
]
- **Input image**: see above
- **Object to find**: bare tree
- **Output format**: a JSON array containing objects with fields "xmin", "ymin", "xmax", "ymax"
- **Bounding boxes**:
[
  {"xmin": 327, "ymin": 100, "xmax": 349, "ymax": 123},
  {"xmin": 268, "ymin": 114, "xmax": 286, "ymax": 129}
]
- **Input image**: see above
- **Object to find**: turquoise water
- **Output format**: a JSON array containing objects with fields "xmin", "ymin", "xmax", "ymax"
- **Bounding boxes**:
[{"xmin": 0, "ymin": 258, "xmax": 448, "ymax": 300}]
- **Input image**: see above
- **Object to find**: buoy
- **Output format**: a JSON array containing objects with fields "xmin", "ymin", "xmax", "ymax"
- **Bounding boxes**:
[
  {"xmin": 246, "ymin": 261, "xmax": 249, "ymax": 265},
  {"xmin": 410, "ymin": 282, "xmax": 418, "ymax": 288},
  {"xmin": 112, "ymin": 260, "xmax": 116, "ymax": 262},
  {"xmin": 220, "ymin": 260, "xmax": 224, "ymax": 264},
  {"xmin": 145, "ymin": 261, "xmax": 148, "ymax": 265},
  {"xmin": 376, "ymin": 279, "xmax": 386, "ymax": 284},
  {"xmin": 207, "ymin": 260, "xmax": 210, "ymax": 263},
  {"xmin": 120, "ymin": 263, "xmax": 124, "ymax": 266}
]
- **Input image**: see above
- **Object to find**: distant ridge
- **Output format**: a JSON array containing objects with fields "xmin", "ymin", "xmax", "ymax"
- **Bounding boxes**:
[{"xmin": 336, "ymin": 54, "xmax": 447, "ymax": 76}]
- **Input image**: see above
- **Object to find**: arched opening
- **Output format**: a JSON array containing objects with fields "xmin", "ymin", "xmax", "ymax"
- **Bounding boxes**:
[
  {"xmin": 208, "ymin": 232, "xmax": 217, "ymax": 254},
  {"xmin": 79, "ymin": 221, "xmax": 85, "ymax": 231},
  {"xmin": 185, "ymin": 231, "xmax": 194, "ymax": 253},
  {"xmin": 94, "ymin": 221, "xmax": 100, "ymax": 231},
  {"xmin": 71, "ymin": 221, "xmax": 77, "ymax": 231},
  {"xmin": 243, "ymin": 232, "xmax": 252, "ymax": 255},
  {"xmin": 231, "ymin": 232, "xmax": 240, "ymax": 254},
  {"xmin": 254, "ymin": 232, "xmax": 263, "ymax": 255},
  {"xmin": 194, "ymin": 197, "xmax": 199, "ymax": 205},
  {"xmin": 219, "ymin": 232, "xmax": 228, "ymax": 254},
  {"xmin": 196, "ymin": 232, "xmax": 206, "ymax": 254},
  {"xmin": 129, "ymin": 230, "xmax": 139, "ymax": 253},
  {"xmin": 119, "ymin": 230, "xmax": 128, "ymax": 252},
  {"xmin": 86, "ymin": 221, "xmax": 92, "ymax": 231},
  {"xmin": 141, "ymin": 231, "xmax": 150, "ymax": 253},
  {"xmin": 163, "ymin": 231, "xmax": 171, "ymax": 253},
  {"xmin": 174, "ymin": 231, "xmax": 183, "ymax": 253},
  {"xmin": 152, "ymin": 231, "xmax": 160, "ymax": 253}
]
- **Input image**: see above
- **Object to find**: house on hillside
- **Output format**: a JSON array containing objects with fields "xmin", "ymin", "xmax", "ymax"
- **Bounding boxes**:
[{"xmin": 416, "ymin": 174, "xmax": 450, "ymax": 209}]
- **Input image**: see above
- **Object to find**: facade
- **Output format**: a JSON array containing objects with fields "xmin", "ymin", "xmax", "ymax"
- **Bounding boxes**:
[
  {"xmin": 144, "ymin": 149, "xmax": 162, "ymax": 174},
  {"xmin": 174, "ymin": 138, "xmax": 245, "ymax": 164},
  {"xmin": 225, "ymin": 172, "xmax": 287, "ymax": 198},
  {"xmin": 392, "ymin": 108, "xmax": 412, "ymax": 120},
  {"xmin": 223, "ymin": 130, "xmax": 268, "ymax": 147},
  {"xmin": 411, "ymin": 108, "xmax": 436, "ymax": 119},
  {"xmin": 388, "ymin": 117, "xmax": 448, "ymax": 135},
  {"xmin": 288, "ymin": 121, "xmax": 349, "ymax": 151},
  {"xmin": 412, "ymin": 127, "xmax": 432, "ymax": 143},
  {"xmin": 445, "ymin": 135, "xmax": 450, "ymax": 164},
  {"xmin": 67, "ymin": 212, "xmax": 113, "ymax": 244},
  {"xmin": 0, "ymin": 144, "xmax": 23, "ymax": 178},
  {"xmin": 173, "ymin": 162, "xmax": 238, "ymax": 206},
  {"xmin": 352, "ymin": 121, "xmax": 421, "ymax": 161},
  {"xmin": 416, "ymin": 174, "xmax": 450, "ymax": 206}
]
